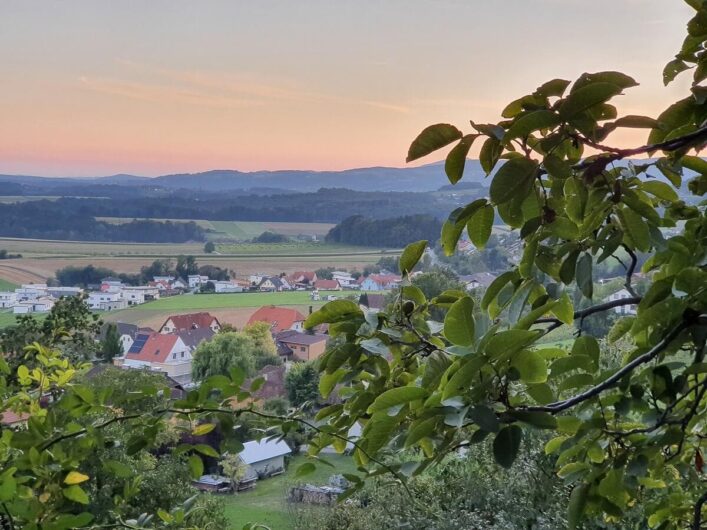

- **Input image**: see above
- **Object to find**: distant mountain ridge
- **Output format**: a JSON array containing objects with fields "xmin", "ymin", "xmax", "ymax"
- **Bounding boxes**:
[{"xmin": 0, "ymin": 161, "xmax": 487, "ymax": 193}]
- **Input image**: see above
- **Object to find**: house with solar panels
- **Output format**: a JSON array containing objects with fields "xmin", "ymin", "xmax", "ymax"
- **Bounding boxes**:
[{"xmin": 114, "ymin": 331, "xmax": 193, "ymax": 385}]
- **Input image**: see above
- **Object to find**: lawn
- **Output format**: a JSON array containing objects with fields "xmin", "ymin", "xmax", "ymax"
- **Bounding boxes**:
[
  {"xmin": 223, "ymin": 454, "xmax": 359, "ymax": 530},
  {"xmin": 0, "ymin": 310, "xmax": 46, "ymax": 329},
  {"xmin": 215, "ymin": 241, "xmax": 388, "ymax": 256},
  {"xmin": 0, "ymin": 278, "xmax": 18, "ymax": 291}
]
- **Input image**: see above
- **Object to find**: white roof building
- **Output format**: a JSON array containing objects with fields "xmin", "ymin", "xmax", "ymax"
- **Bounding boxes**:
[{"xmin": 239, "ymin": 439, "xmax": 292, "ymax": 467}]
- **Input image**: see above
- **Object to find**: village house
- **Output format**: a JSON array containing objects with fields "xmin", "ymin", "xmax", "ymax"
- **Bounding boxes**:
[
  {"xmin": 159, "ymin": 312, "xmax": 221, "ymax": 334},
  {"xmin": 0, "ymin": 292, "xmax": 17, "ymax": 308},
  {"xmin": 214, "ymin": 280, "xmax": 243, "ymax": 293},
  {"xmin": 358, "ymin": 274, "xmax": 401, "ymax": 291},
  {"xmin": 238, "ymin": 439, "xmax": 292, "ymax": 478},
  {"xmin": 247, "ymin": 306, "xmax": 306, "ymax": 333},
  {"xmin": 100, "ymin": 277, "xmax": 124, "ymax": 293},
  {"xmin": 88, "ymin": 291, "xmax": 127, "ymax": 311},
  {"xmin": 188, "ymin": 275, "xmax": 210, "ymax": 288},
  {"xmin": 176, "ymin": 327, "xmax": 216, "ymax": 355},
  {"xmin": 359, "ymin": 293, "xmax": 387, "ymax": 313},
  {"xmin": 459, "ymin": 272, "xmax": 498, "ymax": 291},
  {"xmin": 331, "ymin": 271, "xmax": 357, "ymax": 289},
  {"xmin": 257, "ymin": 276, "xmax": 291, "ymax": 292},
  {"xmin": 46, "ymin": 286, "xmax": 83, "ymax": 299},
  {"xmin": 32, "ymin": 297, "xmax": 55, "ymax": 313},
  {"xmin": 116, "ymin": 332, "xmax": 193, "ymax": 385},
  {"xmin": 12, "ymin": 301, "xmax": 34, "ymax": 314},
  {"xmin": 15, "ymin": 284, "xmax": 48, "ymax": 301},
  {"xmin": 100, "ymin": 322, "xmax": 140, "ymax": 354},
  {"xmin": 275, "ymin": 330, "xmax": 328, "ymax": 362},
  {"xmin": 606, "ymin": 288, "xmax": 638, "ymax": 315},
  {"xmin": 313, "ymin": 279, "xmax": 341, "ymax": 291},
  {"xmin": 287, "ymin": 271, "xmax": 317, "ymax": 289}
]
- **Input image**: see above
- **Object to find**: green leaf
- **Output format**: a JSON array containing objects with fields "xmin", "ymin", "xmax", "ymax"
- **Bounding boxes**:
[
  {"xmin": 551, "ymin": 292, "xmax": 574, "ymax": 325},
  {"xmin": 103, "ymin": 459, "xmax": 132, "ymax": 478},
  {"xmin": 618, "ymin": 207, "xmax": 650, "ymax": 252},
  {"xmin": 512, "ymin": 350, "xmax": 548, "ymax": 384},
  {"xmin": 506, "ymin": 110, "xmax": 561, "ymax": 139},
  {"xmin": 598, "ymin": 469, "xmax": 628, "ymax": 508},
  {"xmin": 404, "ymin": 417, "xmax": 438, "ymax": 447},
  {"xmin": 479, "ymin": 137, "xmax": 502, "ymax": 175},
  {"xmin": 559, "ymin": 373, "xmax": 594, "ymax": 393},
  {"xmin": 192, "ymin": 423, "xmax": 215, "ymax": 436},
  {"xmin": 489, "ymin": 158, "xmax": 538, "ymax": 205},
  {"xmin": 440, "ymin": 219, "xmax": 464, "ymax": 256},
  {"xmin": 64, "ymin": 471, "xmax": 89, "ymax": 485},
  {"xmin": 576, "ymin": 253, "xmax": 593, "ymax": 299},
  {"xmin": 559, "ymin": 249, "xmax": 580, "ymax": 285},
  {"xmin": 319, "ymin": 369, "xmax": 346, "ymax": 398},
  {"xmin": 568, "ymin": 483, "xmax": 589, "ymax": 529},
  {"xmin": 188, "ymin": 455, "xmax": 204, "ymax": 479},
  {"xmin": 486, "ymin": 330, "xmax": 539, "ymax": 359},
  {"xmin": 641, "ymin": 180, "xmax": 679, "ymax": 202},
  {"xmin": 467, "ymin": 204, "xmax": 494, "ymax": 248},
  {"xmin": 444, "ymin": 297, "xmax": 475, "ymax": 346},
  {"xmin": 548, "ymin": 217, "xmax": 579, "ymax": 240},
  {"xmin": 305, "ymin": 300, "xmax": 363, "ymax": 329},
  {"xmin": 362, "ymin": 413, "xmax": 399, "ymax": 454},
  {"xmin": 535, "ymin": 78, "xmax": 570, "ymax": 98},
  {"xmin": 509, "ymin": 410, "xmax": 557, "ymax": 429},
  {"xmin": 295, "ymin": 462, "xmax": 316, "ymax": 477},
  {"xmin": 481, "ymin": 271, "xmax": 516, "ymax": 311},
  {"xmin": 445, "ymin": 134, "xmax": 478, "ymax": 184},
  {"xmin": 559, "ymin": 82, "xmax": 623, "ymax": 119},
  {"xmin": 63, "ymin": 485, "xmax": 89, "ymax": 505},
  {"xmin": 493, "ymin": 425, "xmax": 522, "ymax": 468},
  {"xmin": 468, "ymin": 405, "xmax": 500, "ymax": 433},
  {"xmin": 194, "ymin": 444, "xmax": 220, "ymax": 458},
  {"xmin": 407, "ymin": 123, "xmax": 463, "ymax": 162},
  {"xmin": 572, "ymin": 336, "xmax": 600, "ymax": 368},
  {"xmin": 399, "ymin": 240, "xmax": 427, "ymax": 275},
  {"xmin": 612, "ymin": 115, "xmax": 659, "ymax": 128},
  {"xmin": 368, "ymin": 386, "xmax": 428, "ymax": 413}
]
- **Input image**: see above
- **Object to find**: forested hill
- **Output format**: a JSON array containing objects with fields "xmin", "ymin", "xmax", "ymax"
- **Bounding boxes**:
[
  {"xmin": 25, "ymin": 188, "xmax": 479, "ymax": 223},
  {"xmin": 0, "ymin": 161, "xmax": 481, "ymax": 194}
]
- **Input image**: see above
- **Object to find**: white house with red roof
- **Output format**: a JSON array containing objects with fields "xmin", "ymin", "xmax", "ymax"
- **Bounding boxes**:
[
  {"xmin": 358, "ymin": 274, "xmax": 401, "ymax": 291},
  {"xmin": 117, "ymin": 332, "xmax": 193, "ymax": 385},
  {"xmin": 247, "ymin": 306, "xmax": 306, "ymax": 333},
  {"xmin": 159, "ymin": 312, "xmax": 221, "ymax": 334},
  {"xmin": 313, "ymin": 279, "xmax": 341, "ymax": 291}
]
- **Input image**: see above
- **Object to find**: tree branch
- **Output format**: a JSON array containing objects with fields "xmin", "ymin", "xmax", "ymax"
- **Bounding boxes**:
[
  {"xmin": 622, "ymin": 245, "xmax": 639, "ymax": 297},
  {"xmin": 694, "ymin": 490, "xmax": 707, "ymax": 530},
  {"xmin": 575, "ymin": 123, "xmax": 707, "ymax": 159},
  {"xmin": 523, "ymin": 320, "xmax": 689, "ymax": 413},
  {"xmin": 535, "ymin": 296, "xmax": 641, "ymax": 328}
]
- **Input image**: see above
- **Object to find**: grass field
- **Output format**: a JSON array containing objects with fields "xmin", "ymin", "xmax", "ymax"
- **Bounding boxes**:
[
  {"xmin": 95, "ymin": 219, "xmax": 335, "ymax": 242},
  {"xmin": 103, "ymin": 290, "xmax": 386, "ymax": 330},
  {"xmin": 223, "ymin": 454, "xmax": 358, "ymax": 530},
  {"xmin": 0, "ymin": 236, "xmax": 396, "ymax": 286},
  {"xmin": 0, "ymin": 278, "xmax": 18, "ymax": 291},
  {"xmin": 0, "ymin": 310, "xmax": 46, "ymax": 329}
]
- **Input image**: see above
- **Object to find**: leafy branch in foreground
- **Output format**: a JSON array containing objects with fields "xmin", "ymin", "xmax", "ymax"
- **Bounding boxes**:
[{"xmin": 305, "ymin": 3, "xmax": 707, "ymax": 528}]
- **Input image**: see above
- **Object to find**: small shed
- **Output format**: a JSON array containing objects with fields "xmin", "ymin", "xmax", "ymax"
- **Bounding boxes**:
[
  {"xmin": 192, "ymin": 474, "xmax": 230, "ymax": 493},
  {"xmin": 240, "ymin": 439, "xmax": 292, "ymax": 478}
]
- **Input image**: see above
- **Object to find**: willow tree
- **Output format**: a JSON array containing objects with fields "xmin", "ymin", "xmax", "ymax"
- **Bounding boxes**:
[{"xmin": 305, "ymin": 3, "xmax": 707, "ymax": 528}]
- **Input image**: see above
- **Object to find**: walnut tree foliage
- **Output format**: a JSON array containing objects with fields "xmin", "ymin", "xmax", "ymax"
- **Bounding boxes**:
[{"xmin": 304, "ymin": 3, "xmax": 707, "ymax": 528}]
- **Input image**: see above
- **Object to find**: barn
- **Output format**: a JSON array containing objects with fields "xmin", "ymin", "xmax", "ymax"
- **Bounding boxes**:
[{"xmin": 239, "ymin": 439, "xmax": 292, "ymax": 478}]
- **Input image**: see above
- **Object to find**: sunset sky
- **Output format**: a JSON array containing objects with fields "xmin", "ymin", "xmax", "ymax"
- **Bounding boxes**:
[{"xmin": 0, "ymin": 1, "xmax": 694, "ymax": 177}]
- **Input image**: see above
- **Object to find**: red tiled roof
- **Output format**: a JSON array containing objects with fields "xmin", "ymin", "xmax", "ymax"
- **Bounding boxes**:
[
  {"xmin": 366, "ymin": 274, "xmax": 401, "ymax": 285},
  {"xmin": 313, "ymin": 279, "xmax": 340, "ymax": 290},
  {"xmin": 292, "ymin": 271, "xmax": 316, "ymax": 282},
  {"xmin": 126, "ymin": 332, "xmax": 180, "ymax": 363},
  {"xmin": 247, "ymin": 306, "xmax": 305, "ymax": 333},
  {"xmin": 161, "ymin": 312, "xmax": 219, "ymax": 332},
  {"xmin": 0, "ymin": 410, "xmax": 29, "ymax": 426}
]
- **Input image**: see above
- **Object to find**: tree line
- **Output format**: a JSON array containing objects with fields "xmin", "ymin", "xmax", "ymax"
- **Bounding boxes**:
[
  {"xmin": 55, "ymin": 257, "xmax": 230, "ymax": 287},
  {"xmin": 325, "ymin": 214, "xmax": 442, "ymax": 247},
  {"xmin": 0, "ymin": 200, "xmax": 206, "ymax": 242}
]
